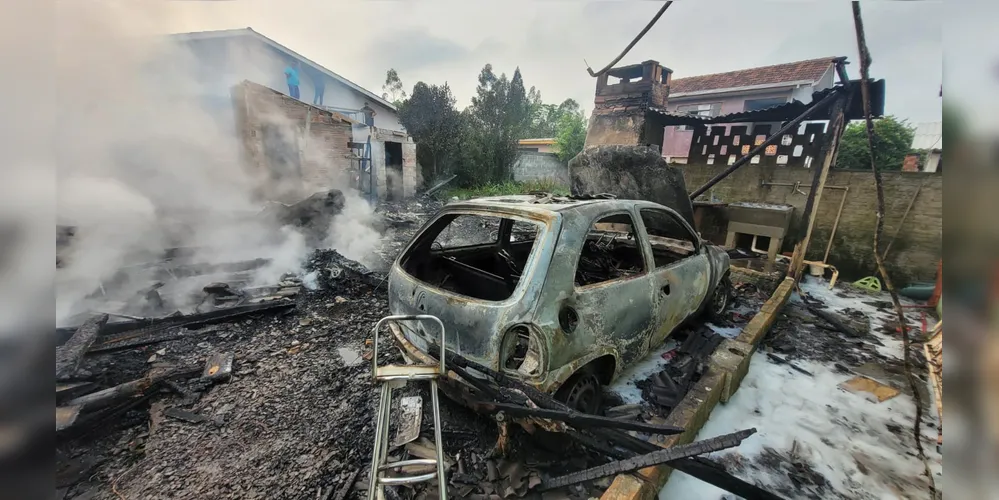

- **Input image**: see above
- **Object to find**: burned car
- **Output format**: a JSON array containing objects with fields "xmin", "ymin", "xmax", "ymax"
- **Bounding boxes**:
[{"xmin": 387, "ymin": 195, "xmax": 730, "ymax": 413}]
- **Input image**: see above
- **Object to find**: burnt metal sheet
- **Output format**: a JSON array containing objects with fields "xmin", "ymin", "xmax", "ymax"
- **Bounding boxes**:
[
  {"xmin": 651, "ymin": 79, "xmax": 885, "ymax": 126},
  {"xmin": 391, "ymin": 395, "xmax": 423, "ymax": 448}
]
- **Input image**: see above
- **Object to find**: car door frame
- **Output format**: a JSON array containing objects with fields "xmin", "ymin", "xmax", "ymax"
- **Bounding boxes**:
[
  {"xmin": 635, "ymin": 203, "xmax": 712, "ymax": 350},
  {"xmin": 566, "ymin": 208, "xmax": 658, "ymax": 367}
]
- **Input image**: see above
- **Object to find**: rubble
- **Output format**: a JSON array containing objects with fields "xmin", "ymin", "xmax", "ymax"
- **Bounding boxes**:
[{"xmin": 54, "ymin": 195, "xmax": 780, "ymax": 500}]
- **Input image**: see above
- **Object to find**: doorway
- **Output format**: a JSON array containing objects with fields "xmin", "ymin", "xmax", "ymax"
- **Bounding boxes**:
[{"xmin": 385, "ymin": 141, "xmax": 404, "ymax": 201}]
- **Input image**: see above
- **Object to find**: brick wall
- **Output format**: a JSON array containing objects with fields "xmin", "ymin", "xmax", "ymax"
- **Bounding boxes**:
[
  {"xmin": 682, "ymin": 163, "xmax": 942, "ymax": 284},
  {"xmin": 512, "ymin": 152, "xmax": 569, "ymax": 185},
  {"xmin": 232, "ymin": 80, "xmax": 354, "ymax": 203}
]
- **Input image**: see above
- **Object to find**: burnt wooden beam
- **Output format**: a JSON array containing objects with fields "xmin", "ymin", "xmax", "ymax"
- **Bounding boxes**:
[
  {"xmin": 434, "ymin": 349, "xmax": 785, "ymax": 500},
  {"xmin": 540, "ymin": 429, "xmax": 756, "ymax": 491},
  {"xmin": 63, "ymin": 364, "xmax": 201, "ymax": 412},
  {"xmin": 56, "ymin": 314, "xmax": 108, "ymax": 380},
  {"xmin": 473, "ymin": 401, "xmax": 685, "ymax": 435}
]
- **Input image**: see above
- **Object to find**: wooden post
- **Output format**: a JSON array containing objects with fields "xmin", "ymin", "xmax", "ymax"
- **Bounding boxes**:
[{"xmin": 789, "ymin": 93, "xmax": 849, "ymax": 281}]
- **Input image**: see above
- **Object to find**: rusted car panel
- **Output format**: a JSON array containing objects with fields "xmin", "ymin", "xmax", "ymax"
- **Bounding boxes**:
[{"xmin": 387, "ymin": 195, "xmax": 731, "ymax": 401}]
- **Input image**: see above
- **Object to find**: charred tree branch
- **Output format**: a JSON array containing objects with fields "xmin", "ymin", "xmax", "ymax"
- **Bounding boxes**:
[
  {"xmin": 586, "ymin": 1, "xmax": 673, "ymax": 77},
  {"xmin": 851, "ymin": 2, "xmax": 936, "ymax": 497}
]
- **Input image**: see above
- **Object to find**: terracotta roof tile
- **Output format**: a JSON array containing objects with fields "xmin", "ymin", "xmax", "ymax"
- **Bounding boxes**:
[{"xmin": 669, "ymin": 57, "xmax": 841, "ymax": 94}]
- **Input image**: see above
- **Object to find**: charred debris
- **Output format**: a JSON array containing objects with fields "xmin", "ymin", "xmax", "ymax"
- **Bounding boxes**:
[{"xmin": 55, "ymin": 191, "xmax": 778, "ymax": 500}]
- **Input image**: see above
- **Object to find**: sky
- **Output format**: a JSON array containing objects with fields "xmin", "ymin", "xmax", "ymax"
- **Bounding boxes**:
[{"xmin": 151, "ymin": 1, "xmax": 941, "ymax": 124}]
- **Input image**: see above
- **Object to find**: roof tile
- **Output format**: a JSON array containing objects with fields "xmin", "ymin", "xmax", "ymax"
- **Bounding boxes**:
[{"xmin": 670, "ymin": 57, "xmax": 841, "ymax": 94}]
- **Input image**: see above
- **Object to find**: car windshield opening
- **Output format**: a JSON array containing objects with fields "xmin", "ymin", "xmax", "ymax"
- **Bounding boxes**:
[{"xmin": 400, "ymin": 213, "xmax": 543, "ymax": 301}]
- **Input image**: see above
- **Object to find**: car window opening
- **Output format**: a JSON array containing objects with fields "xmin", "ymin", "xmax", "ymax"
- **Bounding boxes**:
[
  {"xmin": 575, "ymin": 213, "xmax": 646, "ymax": 287},
  {"xmin": 400, "ymin": 214, "xmax": 542, "ymax": 301},
  {"xmin": 640, "ymin": 208, "xmax": 698, "ymax": 268}
]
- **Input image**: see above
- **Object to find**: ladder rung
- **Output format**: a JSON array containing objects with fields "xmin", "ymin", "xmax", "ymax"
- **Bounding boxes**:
[
  {"xmin": 379, "ymin": 458, "xmax": 438, "ymax": 470},
  {"xmin": 375, "ymin": 364, "xmax": 441, "ymax": 381},
  {"xmin": 378, "ymin": 471, "xmax": 437, "ymax": 486}
]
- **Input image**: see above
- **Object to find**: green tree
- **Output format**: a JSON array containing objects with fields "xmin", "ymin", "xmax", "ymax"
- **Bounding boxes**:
[
  {"xmin": 381, "ymin": 69, "xmax": 407, "ymax": 107},
  {"xmin": 554, "ymin": 110, "xmax": 587, "ymax": 163},
  {"xmin": 397, "ymin": 81, "xmax": 463, "ymax": 182},
  {"xmin": 836, "ymin": 115, "xmax": 916, "ymax": 170},
  {"xmin": 525, "ymin": 98, "xmax": 582, "ymax": 139},
  {"xmin": 460, "ymin": 64, "xmax": 521, "ymax": 185}
]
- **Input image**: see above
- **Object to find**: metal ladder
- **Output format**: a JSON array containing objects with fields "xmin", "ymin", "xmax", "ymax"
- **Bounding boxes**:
[{"xmin": 367, "ymin": 315, "xmax": 448, "ymax": 500}]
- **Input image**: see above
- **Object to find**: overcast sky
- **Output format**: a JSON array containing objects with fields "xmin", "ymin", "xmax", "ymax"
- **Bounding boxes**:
[{"xmin": 157, "ymin": 0, "xmax": 943, "ymax": 124}]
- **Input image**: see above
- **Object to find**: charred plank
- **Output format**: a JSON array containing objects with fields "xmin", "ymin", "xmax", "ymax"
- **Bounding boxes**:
[
  {"xmin": 540, "ymin": 429, "xmax": 757, "ymax": 491},
  {"xmin": 56, "ymin": 314, "xmax": 108, "ymax": 380},
  {"xmin": 472, "ymin": 401, "xmax": 685, "ymax": 435}
]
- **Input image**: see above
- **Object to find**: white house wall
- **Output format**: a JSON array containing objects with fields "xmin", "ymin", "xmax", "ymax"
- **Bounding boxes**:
[{"xmin": 167, "ymin": 34, "xmax": 403, "ymax": 133}]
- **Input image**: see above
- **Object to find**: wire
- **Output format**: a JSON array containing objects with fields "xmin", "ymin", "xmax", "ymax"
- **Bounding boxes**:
[{"xmin": 586, "ymin": 1, "xmax": 674, "ymax": 77}]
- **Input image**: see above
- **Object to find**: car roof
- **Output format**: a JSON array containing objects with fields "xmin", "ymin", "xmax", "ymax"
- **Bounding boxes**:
[
  {"xmin": 447, "ymin": 194, "xmax": 635, "ymax": 214},
  {"xmin": 447, "ymin": 195, "xmax": 667, "ymax": 219}
]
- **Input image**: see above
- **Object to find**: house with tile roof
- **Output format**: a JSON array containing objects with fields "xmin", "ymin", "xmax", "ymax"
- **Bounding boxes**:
[{"xmin": 662, "ymin": 57, "xmax": 842, "ymax": 162}]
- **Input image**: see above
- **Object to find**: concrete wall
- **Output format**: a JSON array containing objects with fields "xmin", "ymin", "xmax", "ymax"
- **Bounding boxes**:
[
  {"xmin": 512, "ymin": 152, "xmax": 569, "ymax": 185},
  {"xmin": 682, "ymin": 163, "xmax": 942, "ymax": 284},
  {"xmin": 233, "ymin": 81, "xmax": 354, "ymax": 204}
]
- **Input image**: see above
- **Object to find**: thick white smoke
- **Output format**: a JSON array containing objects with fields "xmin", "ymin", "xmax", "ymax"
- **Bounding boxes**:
[{"xmin": 51, "ymin": 2, "xmax": 383, "ymax": 326}]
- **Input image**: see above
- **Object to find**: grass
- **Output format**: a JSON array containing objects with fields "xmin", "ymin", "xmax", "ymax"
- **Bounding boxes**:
[{"xmin": 440, "ymin": 178, "xmax": 570, "ymax": 201}]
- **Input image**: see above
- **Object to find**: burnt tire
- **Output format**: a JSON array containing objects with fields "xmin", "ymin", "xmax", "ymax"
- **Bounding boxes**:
[
  {"xmin": 555, "ymin": 367, "xmax": 603, "ymax": 414},
  {"xmin": 708, "ymin": 274, "xmax": 732, "ymax": 320}
]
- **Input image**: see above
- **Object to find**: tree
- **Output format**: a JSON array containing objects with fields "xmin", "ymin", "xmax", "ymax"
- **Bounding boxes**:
[
  {"xmin": 381, "ymin": 69, "xmax": 407, "ymax": 107},
  {"xmin": 554, "ymin": 110, "xmax": 587, "ymax": 163},
  {"xmin": 397, "ymin": 82, "xmax": 462, "ymax": 182},
  {"xmin": 460, "ymin": 64, "xmax": 520, "ymax": 185},
  {"xmin": 525, "ymin": 98, "xmax": 582, "ymax": 139},
  {"xmin": 836, "ymin": 115, "xmax": 915, "ymax": 170}
]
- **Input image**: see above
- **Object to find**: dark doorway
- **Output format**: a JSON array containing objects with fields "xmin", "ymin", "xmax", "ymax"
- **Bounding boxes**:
[{"xmin": 385, "ymin": 141, "xmax": 404, "ymax": 201}]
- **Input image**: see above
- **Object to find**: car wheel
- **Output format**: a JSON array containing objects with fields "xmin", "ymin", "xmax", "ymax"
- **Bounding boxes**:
[
  {"xmin": 555, "ymin": 368, "xmax": 603, "ymax": 414},
  {"xmin": 708, "ymin": 274, "xmax": 732, "ymax": 319}
]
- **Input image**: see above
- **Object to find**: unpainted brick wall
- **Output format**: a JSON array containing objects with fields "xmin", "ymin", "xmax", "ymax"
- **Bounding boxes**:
[
  {"xmin": 682, "ymin": 163, "xmax": 942, "ymax": 284},
  {"xmin": 233, "ymin": 81, "xmax": 354, "ymax": 203},
  {"xmin": 511, "ymin": 152, "xmax": 569, "ymax": 186}
]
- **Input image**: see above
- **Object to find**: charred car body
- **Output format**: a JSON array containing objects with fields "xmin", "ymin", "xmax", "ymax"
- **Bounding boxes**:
[{"xmin": 387, "ymin": 195, "xmax": 730, "ymax": 413}]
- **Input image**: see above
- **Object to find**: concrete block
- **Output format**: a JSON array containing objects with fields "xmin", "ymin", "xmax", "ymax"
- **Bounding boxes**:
[
  {"xmin": 601, "ymin": 474, "xmax": 655, "ymax": 500},
  {"xmin": 709, "ymin": 338, "xmax": 755, "ymax": 402}
]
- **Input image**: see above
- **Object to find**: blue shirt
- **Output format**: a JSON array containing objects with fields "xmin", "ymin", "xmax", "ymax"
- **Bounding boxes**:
[{"xmin": 284, "ymin": 66, "xmax": 300, "ymax": 86}]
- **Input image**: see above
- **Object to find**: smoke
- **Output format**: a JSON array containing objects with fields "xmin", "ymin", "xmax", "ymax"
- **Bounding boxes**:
[{"xmin": 50, "ymin": 2, "xmax": 383, "ymax": 325}]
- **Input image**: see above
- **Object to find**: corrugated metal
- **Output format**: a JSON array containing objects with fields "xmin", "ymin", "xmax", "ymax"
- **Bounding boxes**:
[
  {"xmin": 911, "ymin": 122, "xmax": 943, "ymax": 151},
  {"xmin": 652, "ymin": 80, "xmax": 886, "ymax": 125}
]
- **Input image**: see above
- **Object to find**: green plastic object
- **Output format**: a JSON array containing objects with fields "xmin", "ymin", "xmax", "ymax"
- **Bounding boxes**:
[{"xmin": 853, "ymin": 276, "xmax": 882, "ymax": 292}]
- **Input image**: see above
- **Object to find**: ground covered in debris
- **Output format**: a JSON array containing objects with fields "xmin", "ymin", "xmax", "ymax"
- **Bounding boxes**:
[
  {"xmin": 606, "ymin": 281, "xmax": 768, "ymax": 413},
  {"xmin": 660, "ymin": 276, "xmax": 943, "ymax": 500},
  {"xmin": 56, "ymin": 197, "xmax": 616, "ymax": 500}
]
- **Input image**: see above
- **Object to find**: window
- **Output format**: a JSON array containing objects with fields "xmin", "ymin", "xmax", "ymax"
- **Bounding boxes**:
[
  {"xmin": 640, "ymin": 209, "xmax": 698, "ymax": 268},
  {"xmin": 743, "ymin": 97, "xmax": 787, "ymax": 112},
  {"xmin": 575, "ymin": 213, "xmax": 646, "ymax": 287},
  {"xmin": 675, "ymin": 103, "xmax": 720, "ymax": 131},
  {"xmin": 432, "ymin": 214, "xmax": 501, "ymax": 249},
  {"xmin": 402, "ymin": 214, "xmax": 543, "ymax": 301}
]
